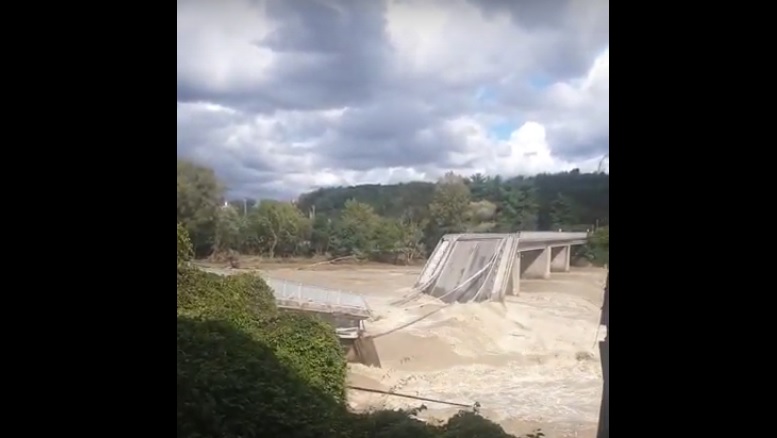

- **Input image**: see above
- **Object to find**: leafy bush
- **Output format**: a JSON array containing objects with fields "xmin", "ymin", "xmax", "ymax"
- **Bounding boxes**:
[
  {"xmin": 262, "ymin": 312, "xmax": 347, "ymax": 403},
  {"xmin": 588, "ymin": 226, "xmax": 609, "ymax": 265},
  {"xmin": 349, "ymin": 409, "xmax": 438, "ymax": 438},
  {"xmin": 177, "ymin": 223, "xmax": 276, "ymax": 323},
  {"xmin": 177, "ymin": 317, "xmax": 344, "ymax": 438},
  {"xmin": 177, "ymin": 269, "xmax": 277, "ymax": 330},
  {"xmin": 440, "ymin": 411, "xmax": 514, "ymax": 437},
  {"xmin": 177, "ymin": 222, "xmax": 193, "ymax": 267},
  {"xmin": 222, "ymin": 273, "xmax": 278, "ymax": 318},
  {"xmin": 348, "ymin": 408, "xmax": 519, "ymax": 438},
  {"xmin": 579, "ymin": 226, "xmax": 609, "ymax": 266}
]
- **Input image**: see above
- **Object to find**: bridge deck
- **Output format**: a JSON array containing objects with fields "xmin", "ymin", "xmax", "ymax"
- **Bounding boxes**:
[{"xmin": 264, "ymin": 277, "xmax": 372, "ymax": 320}]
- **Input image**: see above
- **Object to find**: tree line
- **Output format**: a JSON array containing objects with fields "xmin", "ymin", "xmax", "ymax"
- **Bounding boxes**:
[{"xmin": 177, "ymin": 158, "xmax": 610, "ymax": 264}]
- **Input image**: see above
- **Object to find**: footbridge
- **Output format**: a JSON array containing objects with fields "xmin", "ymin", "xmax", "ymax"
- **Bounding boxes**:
[{"xmin": 413, "ymin": 231, "xmax": 590, "ymax": 303}]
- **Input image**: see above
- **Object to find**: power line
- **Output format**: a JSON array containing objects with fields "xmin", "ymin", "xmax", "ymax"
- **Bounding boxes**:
[{"xmin": 347, "ymin": 385, "xmax": 477, "ymax": 409}]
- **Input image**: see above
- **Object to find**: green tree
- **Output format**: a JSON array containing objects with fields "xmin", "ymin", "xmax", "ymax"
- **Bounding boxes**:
[
  {"xmin": 548, "ymin": 193, "xmax": 576, "ymax": 230},
  {"xmin": 374, "ymin": 218, "xmax": 403, "ymax": 260},
  {"xmin": 177, "ymin": 159, "xmax": 224, "ymax": 255},
  {"xmin": 467, "ymin": 200, "xmax": 498, "ymax": 232},
  {"xmin": 578, "ymin": 225, "xmax": 609, "ymax": 266},
  {"xmin": 429, "ymin": 172, "xmax": 471, "ymax": 232},
  {"xmin": 330, "ymin": 199, "xmax": 381, "ymax": 257},
  {"xmin": 213, "ymin": 205, "xmax": 246, "ymax": 254},
  {"xmin": 293, "ymin": 170, "xmax": 608, "ymax": 239},
  {"xmin": 396, "ymin": 216, "xmax": 425, "ymax": 263},
  {"xmin": 310, "ymin": 214, "xmax": 334, "ymax": 256},
  {"xmin": 249, "ymin": 200, "xmax": 310, "ymax": 258},
  {"xmin": 496, "ymin": 184, "xmax": 539, "ymax": 231}
]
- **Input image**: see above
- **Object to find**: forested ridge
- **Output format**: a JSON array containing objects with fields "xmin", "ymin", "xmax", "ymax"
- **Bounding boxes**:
[{"xmin": 177, "ymin": 159, "xmax": 609, "ymax": 265}]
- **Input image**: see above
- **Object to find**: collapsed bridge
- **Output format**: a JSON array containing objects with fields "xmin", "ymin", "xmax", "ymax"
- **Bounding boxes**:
[
  {"xmin": 263, "ymin": 276, "xmax": 372, "ymax": 337},
  {"xmin": 262, "ymin": 276, "xmax": 382, "ymax": 367},
  {"xmin": 198, "ymin": 268, "xmax": 373, "ymax": 340},
  {"xmin": 412, "ymin": 232, "xmax": 588, "ymax": 304}
]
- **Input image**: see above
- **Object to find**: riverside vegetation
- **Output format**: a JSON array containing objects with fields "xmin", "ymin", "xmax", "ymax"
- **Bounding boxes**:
[{"xmin": 177, "ymin": 159, "xmax": 609, "ymax": 265}]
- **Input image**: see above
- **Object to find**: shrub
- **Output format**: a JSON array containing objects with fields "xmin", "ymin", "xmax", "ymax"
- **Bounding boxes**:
[
  {"xmin": 177, "ymin": 269, "xmax": 277, "ymax": 329},
  {"xmin": 223, "ymin": 273, "xmax": 278, "ymax": 318},
  {"xmin": 579, "ymin": 226, "xmax": 609, "ymax": 266},
  {"xmin": 349, "ymin": 409, "xmax": 438, "ymax": 438},
  {"xmin": 261, "ymin": 312, "xmax": 347, "ymax": 403},
  {"xmin": 177, "ymin": 222, "xmax": 193, "ymax": 267},
  {"xmin": 440, "ymin": 411, "xmax": 513, "ymax": 437},
  {"xmin": 348, "ymin": 408, "xmax": 518, "ymax": 438},
  {"xmin": 177, "ymin": 316, "xmax": 345, "ymax": 438}
]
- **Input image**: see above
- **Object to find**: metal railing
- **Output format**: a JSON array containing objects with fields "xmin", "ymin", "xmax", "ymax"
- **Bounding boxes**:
[{"xmin": 264, "ymin": 277, "xmax": 372, "ymax": 318}]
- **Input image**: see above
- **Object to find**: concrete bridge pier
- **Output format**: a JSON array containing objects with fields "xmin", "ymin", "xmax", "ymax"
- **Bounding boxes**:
[
  {"xmin": 521, "ymin": 248, "xmax": 551, "ymax": 279},
  {"xmin": 510, "ymin": 255, "xmax": 521, "ymax": 295},
  {"xmin": 550, "ymin": 245, "xmax": 571, "ymax": 272}
]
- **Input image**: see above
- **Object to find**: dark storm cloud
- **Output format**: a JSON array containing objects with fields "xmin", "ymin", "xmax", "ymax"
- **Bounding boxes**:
[
  {"xmin": 262, "ymin": 0, "xmax": 390, "ymax": 106},
  {"xmin": 469, "ymin": 0, "xmax": 609, "ymax": 81},
  {"xmin": 471, "ymin": 0, "xmax": 569, "ymax": 29},
  {"xmin": 315, "ymin": 97, "xmax": 475, "ymax": 170},
  {"xmin": 178, "ymin": 0, "xmax": 392, "ymax": 113},
  {"xmin": 176, "ymin": 105, "xmax": 277, "ymax": 188}
]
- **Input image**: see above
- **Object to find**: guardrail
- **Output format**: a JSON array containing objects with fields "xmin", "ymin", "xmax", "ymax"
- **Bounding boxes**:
[
  {"xmin": 517, "ymin": 231, "xmax": 589, "ymax": 241},
  {"xmin": 263, "ymin": 277, "xmax": 372, "ymax": 320}
]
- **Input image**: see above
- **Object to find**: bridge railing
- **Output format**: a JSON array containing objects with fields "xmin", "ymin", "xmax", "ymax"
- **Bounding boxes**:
[
  {"xmin": 517, "ymin": 231, "xmax": 589, "ymax": 241},
  {"xmin": 264, "ymin": 277, "xmax": 372, "ymax": 320}
]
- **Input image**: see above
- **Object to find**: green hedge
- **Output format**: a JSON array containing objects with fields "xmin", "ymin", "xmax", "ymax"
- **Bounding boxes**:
[
  {"xmin": 177, "ymin": 268, "xmax": 276, "ymax": 331},
  {"xmin": 177, "ymin": 223, "xmax": 277, "ymax": 326},
  {"xmin": 177, "ymin": 316, "xmax": 344, "ymax": 438},
  {"xmin": 262, "ymin": 312, "xmax": 347, "ymax": 403},
  {"xmin": 175, "ymin": 223, "xmax": 520, "ymax": 438}
]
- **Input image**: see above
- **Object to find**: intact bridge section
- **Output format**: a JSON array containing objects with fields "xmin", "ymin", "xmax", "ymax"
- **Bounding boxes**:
[{"xmin": 412, "ymin": 232, "xmax": 589, "ymax": 304}]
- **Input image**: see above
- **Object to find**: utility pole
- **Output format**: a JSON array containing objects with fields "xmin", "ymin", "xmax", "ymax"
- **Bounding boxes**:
[{"xmin": 597, "ymin": 154, "xmax": 609, "ymax": 173}]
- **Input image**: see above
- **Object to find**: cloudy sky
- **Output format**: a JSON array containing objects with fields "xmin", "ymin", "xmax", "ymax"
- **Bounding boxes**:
[{"xmin": 177, "ymin": 0, "xmax": 609, "ymax": 200}]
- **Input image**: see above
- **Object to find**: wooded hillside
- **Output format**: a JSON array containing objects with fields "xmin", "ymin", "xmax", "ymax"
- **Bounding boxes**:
[{"xmin": 177, "ymin": 159, "xmax": 609, "ymax": 265}]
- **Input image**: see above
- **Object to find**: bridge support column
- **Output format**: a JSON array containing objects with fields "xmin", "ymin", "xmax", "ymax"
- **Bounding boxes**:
[
  {"xmin": 510, "ymin": 254, "xmax": 521, "ymax": 295},
  {"xmin": 521, "ymin": 248, "xmax": 551, "ymax": 279},
  {"xmin": 550, "ymin": 245, "xmax": 571, "ymax": 272}
]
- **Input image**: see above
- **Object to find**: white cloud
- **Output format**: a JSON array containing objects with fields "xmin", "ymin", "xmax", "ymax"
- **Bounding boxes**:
[
  {"xmin": 426, "ymin": 47, "xmax": 609, "ymax": 177},
  {"xmin": 385, "ymin": 0, "xmax": 530, "ymax": 85},
  {"xmin": 177, "ymin": 0, "xmax": 277, "ymax": 93}
]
